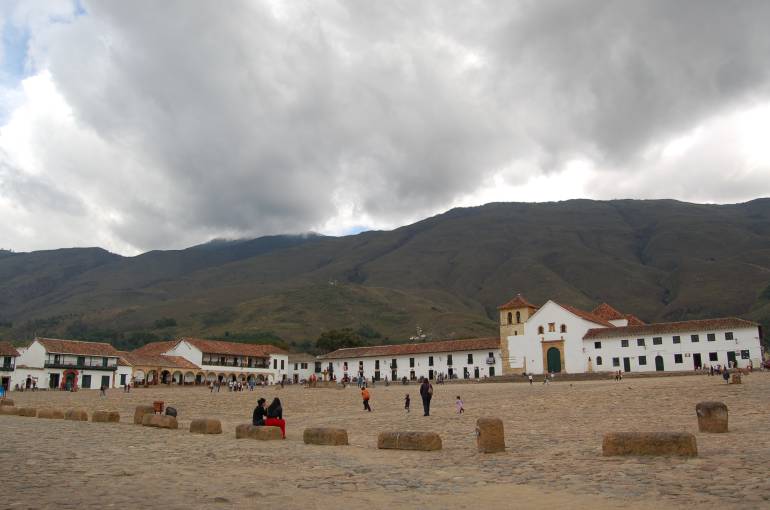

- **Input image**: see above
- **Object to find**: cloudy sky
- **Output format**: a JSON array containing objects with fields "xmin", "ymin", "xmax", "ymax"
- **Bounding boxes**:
[{"xmin": 1, "ymin": 1, "xmax": 769, "ymax": 255}]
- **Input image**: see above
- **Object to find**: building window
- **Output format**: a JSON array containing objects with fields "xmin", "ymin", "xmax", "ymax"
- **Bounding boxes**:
[
  {"xmin": 621, "ymin": 339, "xmax": 629, "ymax": 348},
  {"xmin": 391, "ymin": 358, "xmax": 397, "ymax": 368},
  {"xmin": 428, "ymin": 356, "xmax": 434, "ymax": 367},
  {"xmin": 612, "ymin": 357, "xmax": 620, "ymax": 367},
  {"xmin": 301, "ymin": 363, "xmax": 308, "ymax": 369},
  {"xmin": 673, "ymin": 336, "xmax": 681, "ymax": 344},
  {"xmin": 560, "ymin": 324, "xmax": 567, "ymax": 333},
  {"xmin": 707, "ymin": 333, "xmax": 716, "ymax": 342},
  {"xmin": 273, "ymin": 359, "xmax": 277, "ymax": 369},
  {"xmin": 653, "ymin": 337, "xmax": 662, "ymax": 345},
  {"xmin": 467, "ymin": 353, "xmax": 473, "ymax": 364},
  {"xmin": 507, "ymin": 312, "xmax": 513, "ymax": 325},
  {"xmin": 314, "ymin": 362, "xmax": 322, "ymax": 373},
  {"xmin": 709, "ymin": 352, "xmax": 718, "ymax": 362},
  {"xmin": 280, "ymin": 360, "xmax": 284, "ymax": 370},
  {"xmin": 548, "ymin": 323, "xmax": 556, "ymax": 332},
  {"xmin": 740, "ymin": 350, "xmax": 750, "ymax": 359},
  {"xmin": 725, "ymin": 332, "xmax": 734, "ymax": 340},
  {"xmin": 515, "ymin": 311, "xmax": 521, "ymax": 323},
  {"xmin": 375, "ymin": 360, "xmax": 380, "ymax": 369},
  {"xmin": 596, "ymin": 356, "xmax": 602, "ymax": 366},
  {"xmin": 294, "ymin": 363, "xmax": 298, "ymax": 370},
  {"xmin": 674, "ymin": 354, "xmax": 683, "ymax": 364},
  {"xmin": 691, "ymin": 334, "xmax": 699, "ymax": 343},
  {"xmin": 637, "ymin": 338, "xmax": 645, "ymax": 347},
  {"xmin": 343, "ymin": 362, "xmax": 348, "ymax": 371},
  {"xmin": 638, "ymin": 356, "xmax": 647, "ymax": 366},
  {"xmin": 594, "ymin": 341, "xmax": 601, "ymax": 349},
  {"xmin": 538, "ymin": 326, "xmax": 544, "ymax": 335},
  {"xmin": 447, "ymin": 354, "xmax": 453, "ymax": 366},
  {"xmin": 409, "ymin": 358, "xmax": 415, "ymax": 368}
]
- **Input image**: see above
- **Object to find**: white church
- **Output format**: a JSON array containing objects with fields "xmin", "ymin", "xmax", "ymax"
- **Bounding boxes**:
[{"xmin": 498, "ymin": 294, "xmax": 763, "ymax": 375}]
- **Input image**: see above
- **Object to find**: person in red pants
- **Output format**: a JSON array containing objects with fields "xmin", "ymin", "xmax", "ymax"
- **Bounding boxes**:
[{"xmin": 265, "ymin": 397, "xmax": 286, "ymax": 438}]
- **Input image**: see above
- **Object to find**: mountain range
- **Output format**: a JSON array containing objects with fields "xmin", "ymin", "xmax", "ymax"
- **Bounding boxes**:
[{"xmin": 1, "ymin": 198, "xmax": 769, "ymax": 352}]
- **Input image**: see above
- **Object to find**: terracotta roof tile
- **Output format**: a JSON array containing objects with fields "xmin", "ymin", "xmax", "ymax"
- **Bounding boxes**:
[
  {"xmin": 119, "ymin": 351, "xmax": 201, "ymax": 370},
  {"xmin": 132, "ymin": 340, "xmax": 180, "ymax": 356},
  {"xmin": 0, "ymin": 341, "xmax": 20, "ymax": 357},
  {"xmin": 318, "ymin": 337, "xmax": 500, "ymax": 359},
  {"xmin": 555, "ymin": 303, "xmax": 616, "ymax": 328},
  {"xmin": 583, "ymin": 317, "xmax": 758, "ymax": 340},
  {"xmin": 37, "ymin": 338, "xmax": 119, "ymax": 357},
  {"xmin": 498, "ymin": 294, "xmax": 538, "ymax": 310},
  {"xmin": 624, "ymin": 314, "xmax": 646, "ymax": 326},
  {"xmin": 591, "ymin": 303, "xmax": 626, "ymax": 321},
  {"xmin": 181, "ymin": 338, "xmax": 288, "ymax": 357}
]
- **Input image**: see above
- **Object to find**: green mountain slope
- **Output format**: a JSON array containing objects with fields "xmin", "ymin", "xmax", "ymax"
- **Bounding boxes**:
[{"xmin": 1, "ymin": 199, "xmax": 768, "ymax": 351}]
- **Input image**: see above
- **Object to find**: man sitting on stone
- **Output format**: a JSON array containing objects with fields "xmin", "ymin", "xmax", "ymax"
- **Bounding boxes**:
[{"xmin": 252, "ymin": 398, "xmax": 267, "ymax": 426}]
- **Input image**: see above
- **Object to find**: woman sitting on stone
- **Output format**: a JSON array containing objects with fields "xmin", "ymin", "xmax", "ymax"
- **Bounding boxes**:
[
  {"xmin": 252, "ymin": 398, "xmax": 267, "ymax": 426},
  {"xmin": 265, "ymin": 397, "xmax": 286, "ymax": 439}
]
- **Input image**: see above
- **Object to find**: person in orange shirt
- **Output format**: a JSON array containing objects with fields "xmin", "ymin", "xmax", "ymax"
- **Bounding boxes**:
[{"xmin": 361, "ymin": 387, "xmax": 372, "ymax": 412}]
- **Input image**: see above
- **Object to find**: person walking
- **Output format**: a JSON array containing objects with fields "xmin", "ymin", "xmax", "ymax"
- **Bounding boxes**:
[
  {"xmin": 419, "ymin": 377, "xmax": 433, "ymax": 416},
  {"xmin": 361, "ymin": 387, "xmax": 372, "ymax": 412},
  {"xmin": 722, "ymin": 368, "xmax": 730, "ymax": 384},
  {"xmin": 455, "ymin": 395, "xmax": 464, "ymax": 414},
  {"xmin": 99, "ymin": 385, "xmax": 107, "ymax": 398},
  {"xmin": 404, "ymin": 394, "xmax": 410, "ymax": 413},
  {"xmin": 528, "ymin": 374, "xmax": 533, "ymax": 385}
]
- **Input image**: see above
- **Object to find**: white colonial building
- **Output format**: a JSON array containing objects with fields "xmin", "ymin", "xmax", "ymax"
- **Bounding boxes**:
[
  {"xmin": 287, "ymin": 353, "xmax": 315, "ymax": 384},
  {"xmin": 11, "ymin": 338, "xmax": 132, "ymax": 391},
  {"xmin": 1, "ymin": 341, "xmax": 20, "ymax": 393},
  {"xmin": 318, "ymin": 337, "xmax": 501, "ymax": 382},
  {"xmin": 132, "ymin": 338, "xmax": 289, "ymax": 384},
  {"xmin": 499, "ymin": 295, "xmax": 763, "ymax": 375}
]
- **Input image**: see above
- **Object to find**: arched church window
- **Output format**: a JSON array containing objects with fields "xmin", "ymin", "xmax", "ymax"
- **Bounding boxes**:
[
  {"xmin": 507, "ymin": 312, "xmax": 512, "ymax": 325},
  {"xmin": 538, "ymin": 325, "xmax": 544, "ymax": 335},
  {"xmin": 515, "ymin": 311, "xmax": 521, "ymax": 323},
  {"xmin": 596, "ymin": 356, "xmax": 603, "ymax": 366},
  {"xmin": 560, "ymin": 324, "xmax": 567, "ymax": 333}
]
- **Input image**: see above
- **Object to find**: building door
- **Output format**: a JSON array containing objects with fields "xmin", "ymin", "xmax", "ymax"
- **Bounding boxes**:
[
  {"xmin": 623, "ymin": 357, "xmax": 631, "ymax": 373},
  {"xmin": 727, "ymin": 351, "xmax": 737, "ymax": 367},
  {"xmin": 473, "ymin": 367, "xmax": 480, "ymax": 378},
  {"xmin": 693, "ymin": 353, "xmax": 702, "ymax": 369},
  {"xmin": 391, "ymin": 369, "xmax": 397, "ymax": 381},
  {"xmin": 428, "ymin": 370, "xmax": 434, "ymax": 380},
  {"xmin": 81, "ymin": 374, "xmax": 91, "ymax": 389},
  {"xmin": 448, "ymin": 368, "xmax": 454, "ymax": 378},
  {"xmin": 655, "ymin": 355, "xmax": 664, "ymax": 371},
  {"xmin": 546, "ymin": 347, "xmax": 561, "ymax": 373},
  {"xmin": 1, "ymin": 376, "xmax": 9, "ymax": 391},
  {"xmin": 101, "ymin": 375, "xmax": 110, "ymax": 389},
  {"xmin": 463, "ymin": 367, "xmax": 469, "ymax": 379},
  {"xmin": 489, "ymin": 367, "xmax": 495, "ymax": 377},
  {"xmin": 48, "ymin": 373, "xmax": 59, "ymax": 389}
]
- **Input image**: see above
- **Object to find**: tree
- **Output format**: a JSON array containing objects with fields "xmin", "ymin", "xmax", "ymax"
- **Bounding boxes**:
[{"xmin": 316, "ymin": 328, "xmax": 362, "ymax": 354}]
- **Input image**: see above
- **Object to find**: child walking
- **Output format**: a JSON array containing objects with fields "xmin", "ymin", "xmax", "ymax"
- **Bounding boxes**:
[
  {"xmin": 455, "ymin": 395, "xmax": 464, "ymax": 414},
  {"xmin": 361, "ymin": 387, "xmax": 372, "ymax": 412},
  {"xmin": 404, "ymin": 394, "xmax": 410, "ymax": 413}
]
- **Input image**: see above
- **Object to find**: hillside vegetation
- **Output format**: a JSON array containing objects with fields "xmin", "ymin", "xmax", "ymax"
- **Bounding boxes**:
[{"xmin": 1, "ymin": 199, "xmax": 768, "ymax": 351}]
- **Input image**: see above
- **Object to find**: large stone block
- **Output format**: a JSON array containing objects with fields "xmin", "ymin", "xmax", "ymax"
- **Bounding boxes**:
[
  {"xmin": 303, "ymin": 427, "xmax": 349, "ymax": 446},
  {"xmin": 602, "ymin": 432, "xmax": 697, "ymax": 457},
  {"xmin": 377, "ymin": 431, "xmax": 442, "ymax": 451},
  {"xmin": 0, "ymin": 406, "xmax": 19, "ymax": 415},
  {"xmin": 92, "ymin": 410, "xmax": 121, "ymax": 423},
  {"xmin": 141, "ymin": 414, "xmax": 178, "ymax": 429},
  {"xmin": 65, "ymin": 409, "xmax": 89, "ymax": 421},
  {"xmin": 696, "ymin": 401, "xmax": 728, "ymax": 433},
  {"xmin": 476, "ymin": 417, "xmax": 505, "ymax": 453},
  {"xmin": 190, "ymin": 418, "xmax": 222, "ymax": 434},
  {"xmin": 37, "ymin": 409, "xmax": 65, "ymax": 419},
  {"xmin": 0, "ymin": 398, "xmax": 14, "ymax": 406},
  {"xmin": 18, "ymin": 407, "xmax": 36, "ymax": 417},
  {"xmin": 235, "ymin": 423, "xmax": 282, "ymax": 440},
  {"xmin": 133, "ymin": 405, "xmax": 156, "ymax": 425}
]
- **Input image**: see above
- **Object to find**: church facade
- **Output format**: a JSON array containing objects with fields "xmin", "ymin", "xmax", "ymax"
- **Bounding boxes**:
[{"xmin": 498, "ymin": 295, "xmax": 763, "ymax": 375}]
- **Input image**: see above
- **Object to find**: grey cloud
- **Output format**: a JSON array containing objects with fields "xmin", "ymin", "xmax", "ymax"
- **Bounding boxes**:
[{"xmin": 4, "ymin": 0, "xmax": 770, "ymax": 252}]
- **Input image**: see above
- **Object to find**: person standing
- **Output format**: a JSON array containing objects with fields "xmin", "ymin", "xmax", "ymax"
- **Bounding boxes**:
[
  {"xmin": 361, "ymin": 387, "xmax": 372, "ymax": 412},
  {"xmin": 722, "ymin": 368, "xmax": 730, "ymax": 384},
  {"xmin": 99, "ymin": 385, "xmax": 106, "ymax": 397},
  {"xmin": 419, "ymin": 377, "xmax": 433, "ymax": 416},
  {"xmin": 404, "ymin": 394, "xmax": 410, "ymax": 413},
  {"xmin": 528, "ymin": 374, "xmax": 533, "ymax": 385},
  {"xmin": 455, "ymin": 395, "xmax": 464, "ymax": 414}
]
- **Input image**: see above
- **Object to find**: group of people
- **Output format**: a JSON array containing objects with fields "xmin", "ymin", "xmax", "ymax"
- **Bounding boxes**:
[
  {"xmin": 362, "ymin": 377, "xmax": 439, "ymax": 417},
  {"xmin": 251, "ymin": 397, "xmax": 286, "ymax": 438}
]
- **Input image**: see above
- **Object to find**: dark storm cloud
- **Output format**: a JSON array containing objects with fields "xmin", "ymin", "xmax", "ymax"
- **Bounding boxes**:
[{"xmin": 2, "ymin": 0, "xmax": 770, "ymax": 253}]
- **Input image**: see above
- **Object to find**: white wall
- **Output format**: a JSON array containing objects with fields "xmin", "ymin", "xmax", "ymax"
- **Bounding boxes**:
[
  {"xmin": 15, "ymin": 340, "xmax": 45, "ymax": 368},
  {"xmin": 321, "ymin": 348, "xmax": 501, "ymax": 381},
  {"xmin": 585, "ymin": 325, "xmax": 762, "ymax": 373}
]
